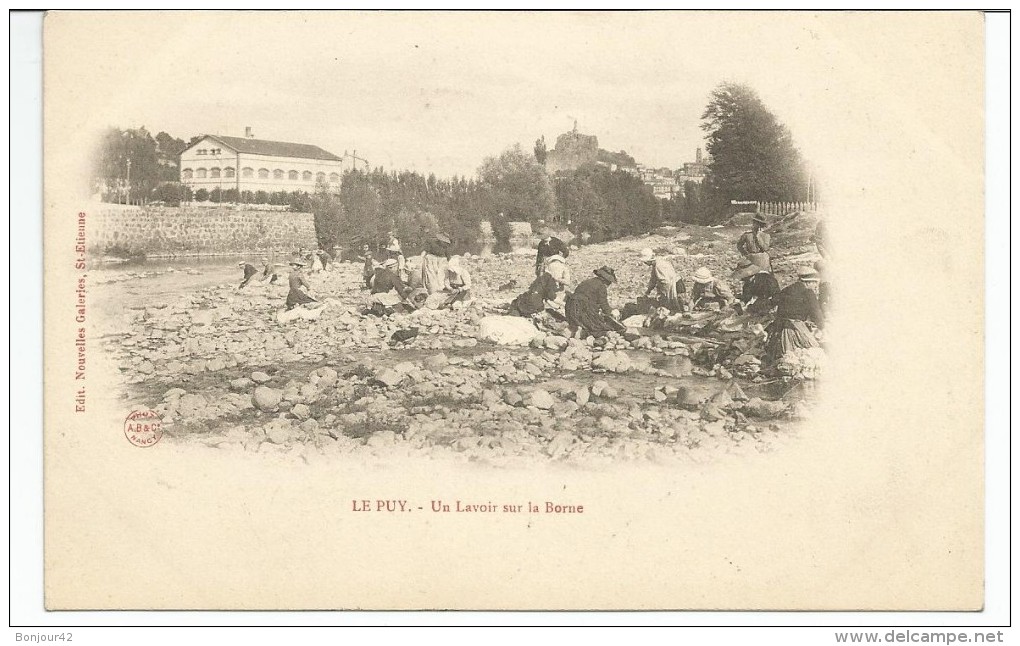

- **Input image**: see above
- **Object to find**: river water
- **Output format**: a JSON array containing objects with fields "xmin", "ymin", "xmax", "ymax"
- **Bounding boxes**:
[
  {"xmin": 91, "ymin": 257, "xmax": 251, "ymax": 312},
  {"xmin": 92, "ymin": 256, "xmax": 811, "ymax": 412}
]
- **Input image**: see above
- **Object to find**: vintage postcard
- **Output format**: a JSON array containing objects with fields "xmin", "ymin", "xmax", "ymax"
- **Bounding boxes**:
[{"xmin": 42, "ymin": 11, "xmax": 985, "ymax": 610}]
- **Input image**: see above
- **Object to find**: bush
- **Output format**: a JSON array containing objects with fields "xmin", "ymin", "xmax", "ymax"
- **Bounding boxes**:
[
  {"xmin": 194, "ymin": 188, "xmax": 209, "ymax": 202},
  {"xmin": 288, "ymin": 191, "xmax": 312, "ymax": 212},
  {"xmin": 489, "ymin": 211, "xmax": 513, "ymax": 253},
  {"xmin": 394, "ymin": 209, "xmax": 440, "ymax": 256},
  {"xmin": 553, "ymin": 164, "xmax": 660, "ymax": 241},
  {"xmin": 255, "ymin": 190, "xmax": 270, "ymax": 204},
  {"xmin": 150, "ymin": 182, "xmax": 192, "ymax": 206}
]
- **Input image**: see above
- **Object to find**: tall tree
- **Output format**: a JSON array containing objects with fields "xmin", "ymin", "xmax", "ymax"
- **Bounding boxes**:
[
  {"xmin": 310, "ymin": 180, "xmax": 345, "ymax": 250},
  {"xmin": 477, "ymin": 144, "xmax": 556, "ymax": 224},
  {"xmin": 701, "ymin": 83, "xmax": 809, "ymax": 212},
  {"xmin": 91, "ymin": 126, "xmax": 162, "ymax": 204},
  {"xmin": 154, "ymin": 131, "xmax": 187, "ymax": 182},
  {"xmin": 553, "ymin": 163, "xmax": 660, "ymax": 243},
  {"xmin": 534, "ymin": 136, "xmax": 547, "ymax": 166},
  {"xmin": 338, "ymin": 171, "xmax": 387, "ymax": 249}
]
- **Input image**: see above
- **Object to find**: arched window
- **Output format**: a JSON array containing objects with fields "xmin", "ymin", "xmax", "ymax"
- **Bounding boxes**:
[
  {"xmin": 328, "ymin": 173, "xmax": 340, "ymax": 183},
  {"xmin": 224, "ymin": 167, "xmax": 235, "ymax": 178},
  {"xmin": 288, "ymin": 170, "xmax": 299, "ymax": 181},
  {"xmin": 242, "ymin": 167, "xmax": 254, "ymax": 178},
  {"xmin": 273, "ymin": 169, "xmax": 284, "ymax": 179},
  {"xmin": 182, "ymin": 168, "xmax": 193, "ymax": 180},
  {"xmin": 315, "ymin": 172, "xmax": 326, "ymax": 183},
  {"xmin": 210, "ymin": 167, "xmax": 221, "ymax": 178},
  {"xmin": 258, "ymin": 168, "xmax": 270, "ymax": 179},
  {"xmin": 196, "ymin": 168, "xmax": 207, "ymax": 179},
  {"xmin": 302, "ymin": 171, "xmax": 313, "ymax": 182}
]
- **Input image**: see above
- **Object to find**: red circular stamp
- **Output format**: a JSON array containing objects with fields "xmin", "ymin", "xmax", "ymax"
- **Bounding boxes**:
[{"xmin": 124, "ymin": 410, "xmax": 164, "ymax": 447}]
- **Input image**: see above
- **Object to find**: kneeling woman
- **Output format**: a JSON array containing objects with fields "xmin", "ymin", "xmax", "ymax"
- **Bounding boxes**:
[
  {"xmin": 763, "ymin": 265, "xmax": 824, "ymax": 369},
  {"xmin": 509, "ymin": 270, "xmax": 562, "ymax": 317},
  {"xmin": 565, "ymin": 266, "xmax": 620, "ymax": 339},
  {"xmin": 690, "ymin": 267, "xmax": 734, "ymax": 310},
  {"xmin": 285, "ymin": 259, "xmax": 322, "ymax": 310},
  {"xmin": 238, "ymin": 261, "xmax": 259, "ymax": 289},
  {"xmin": 440, "ymin": 255, "xmax": 473, "ymax": 308}
]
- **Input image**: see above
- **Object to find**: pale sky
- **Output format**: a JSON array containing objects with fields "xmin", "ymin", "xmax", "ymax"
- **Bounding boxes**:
[
  {"xmin": 47, "ymin": 10, "xmax": 982, "ymax": 201},
  {"xmin": 46, "ymin": 11, "xmax": 815, "ymax": 178}
]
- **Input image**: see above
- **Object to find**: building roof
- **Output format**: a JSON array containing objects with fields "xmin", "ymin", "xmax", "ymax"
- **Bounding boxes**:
[{"xmin": 201, "ymin": 135, "xmax": 343, "ymax": 162}]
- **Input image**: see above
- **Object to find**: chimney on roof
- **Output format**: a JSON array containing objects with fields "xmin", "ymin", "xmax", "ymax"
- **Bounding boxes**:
[{"xmin": 245, "ymin": 126, "xmax": 255, "ymax": 139}]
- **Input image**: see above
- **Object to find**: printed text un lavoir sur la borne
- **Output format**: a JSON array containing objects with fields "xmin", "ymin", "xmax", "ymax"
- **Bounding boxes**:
[{"xmin": 353, "ymin": 500, "xmax": 585, "ymax": 514}]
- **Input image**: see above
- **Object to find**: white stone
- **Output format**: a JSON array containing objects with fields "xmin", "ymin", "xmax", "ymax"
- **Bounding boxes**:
[
  {"xmin": 477, "ymin": 315, "xmax": 539, "ymax": 346},
  {"xmin": 253, "ymin": 386, "xmax": 283, "ymax": 412},
  {"xmin": 528, "ymin": 389, "xmax": 556, "ymax": 410}
]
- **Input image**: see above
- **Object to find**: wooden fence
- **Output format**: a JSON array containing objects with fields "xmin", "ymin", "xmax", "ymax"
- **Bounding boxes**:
[{"xmin": 757, "ymin": 201, "xmax": 821, "ymax": 216}]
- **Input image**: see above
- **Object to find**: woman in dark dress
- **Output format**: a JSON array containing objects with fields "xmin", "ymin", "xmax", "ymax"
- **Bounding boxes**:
[
  {"xmin": 285, "ymin": 259, "xmax": 318, "ymax": 310},
  {"xmin": 565, "ymin": 266, "xmax": 618, "ymax": 339},
  {"xmin": 238, "ymin": 261, "xmax": 259, "ymax": 289},
  {"xmin": 370, "ymin": 258, "xmax": 409, "ymax": 297},
  {"xmin": 763, "ymin": 265, "xmax": 824, "ymax": 367},
  {"xmin": 509, "ymin": 272, "xmax": 561, "ymax": 317},
  {"xmin": 731, "ymin": 258, "xmax": 779, "ymax": 315}
]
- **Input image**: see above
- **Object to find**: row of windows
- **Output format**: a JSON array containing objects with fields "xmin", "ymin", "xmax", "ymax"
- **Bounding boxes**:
[
  {"xmin": 182, "ymin": 168, "xmax": 340, "ymax": 182},
  {"xmin": 194, "ymin": 148, "xmax": 224, "ymax": 156}
]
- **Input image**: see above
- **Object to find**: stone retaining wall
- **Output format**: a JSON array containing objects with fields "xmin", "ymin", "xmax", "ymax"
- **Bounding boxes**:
[{"xmin": 86, "ymin": 204, "xmax": 318, "ymax": 256}]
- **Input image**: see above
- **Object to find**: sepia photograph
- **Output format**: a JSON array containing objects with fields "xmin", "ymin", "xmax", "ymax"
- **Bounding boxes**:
[{"xmin": 35, "ymin": 9, "xmax": 993, "ymax": 616}]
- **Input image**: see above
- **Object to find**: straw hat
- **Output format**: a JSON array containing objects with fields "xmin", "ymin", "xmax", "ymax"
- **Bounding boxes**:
[
  {"xmin": 382, "ymin": 258, "xmax": 398, "ymax": 269},
  {"xmin": 693, "ymin": 267, "xmax": 714, "ymax": 283},
  {"xmin": 797, "ymin": 265, "xmax": 820, "ymax": 281},
  {"xmin": 752, "ymin": 213, "xmax": 767, "ymax": 225},
  {"xmin": 593, "ymin": 266, "xmax": 617, "ymax": 284},
  {"xmin": 639, "ymin": 248, "xmax": 655, "ymax": 264},
  {"xmin": 237, "ymin": 261, "xmax": 247, "ymax": 267},
  {"xmin": 288, "ymin": 258, "xmax": 305, "ymax": 267}
]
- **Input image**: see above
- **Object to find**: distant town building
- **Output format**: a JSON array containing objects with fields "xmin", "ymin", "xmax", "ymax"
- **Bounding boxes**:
[
  {"xmin": 648, "ymin": 177, "xmax": 680, "ymax": 199},
  {"xmin": 674, "ymin": 147, "xmax": 710, "ymax": 185},
  {"xmin": 633, "ymin": 163, "xmax": 680, "ymax": 199},
  {"xmin": 180, "ymin": 131, "xmax": 344, "ymax": 194},
  {"xmin": 544, "ymin": 121, "xmax": 637, "ymax": 175},
  {"xmin": 543, "ymin": 123, "xmax": 695, "ymax": 199}
]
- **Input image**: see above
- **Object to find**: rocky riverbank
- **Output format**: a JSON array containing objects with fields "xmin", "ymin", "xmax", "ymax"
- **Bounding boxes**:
[{"xmin": 98, "ymin": 214, "xmax": 824, "ymax": 468}]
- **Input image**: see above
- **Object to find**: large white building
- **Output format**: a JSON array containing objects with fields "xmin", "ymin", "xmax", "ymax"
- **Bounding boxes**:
[{"xmin": 179, "ymin": 133, "xmax": 344, "ymax": 194}]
